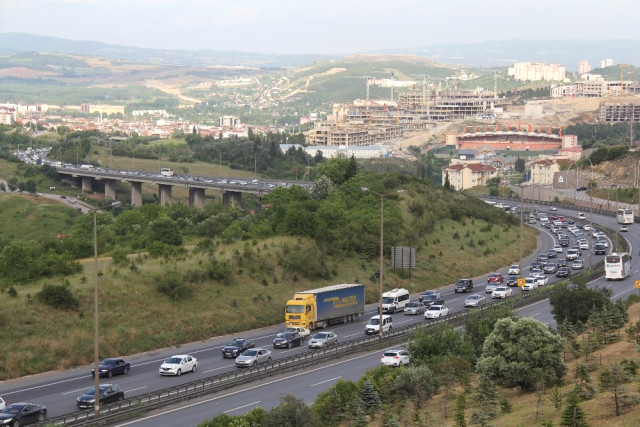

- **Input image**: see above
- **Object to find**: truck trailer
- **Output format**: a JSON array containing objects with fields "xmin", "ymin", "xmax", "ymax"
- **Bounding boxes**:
[{"xmin": 285, "ymin": 284, "xmax": 365, "ymax": 330}]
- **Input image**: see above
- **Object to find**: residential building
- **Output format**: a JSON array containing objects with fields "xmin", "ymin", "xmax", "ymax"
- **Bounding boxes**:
[
  {"xmin": 529, "ymin": 159, "xmax": 560, "ymax": 186},
  {"xmin": 219, "ymin": 116, "xmax": 241, "ymax": 127},
  {"xmin": 598, "ymin": 99, "xmax": 640, "ymax": 123},
  {"xmin": 441, "ymin": 162, "xmax": 498, "ymax": 191},
  {"xmin": 578, "ymin": 60, "xmax": 591, "ymax": 74},
  {"xmin": 601, "ymin": 58, "xmax": 614, "ymax": 68},
  {"xmin": 0, "ymin": 105, "xmax": 17, "ymax": 125},
  {"xmin": 508, "ymin": 62, "xmax": 566, "ymax": 82}
]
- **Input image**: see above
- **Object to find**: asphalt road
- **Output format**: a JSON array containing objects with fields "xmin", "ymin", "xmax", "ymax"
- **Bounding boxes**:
[{"xmin": 0, "ymin": 202, "xmax": 637, "ymax": 425}]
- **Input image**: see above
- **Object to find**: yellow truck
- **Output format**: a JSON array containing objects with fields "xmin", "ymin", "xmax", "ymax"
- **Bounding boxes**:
[{"xmin": 285, "ymin": 284, "xmax": 365, "ymax": 330}]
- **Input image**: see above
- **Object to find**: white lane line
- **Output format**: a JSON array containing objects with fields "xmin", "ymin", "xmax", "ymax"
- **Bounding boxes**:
[
  {"xmin": 63, "ymin": 387, "xmax": 90, "ymax": 395},
  {"xmin": 614, "ymin": 288, "xmax": 638, "ymax": 298},
  {"xmin": 223, "ymin": 401, "xmax": 260, "ymax": 414},
  {"xmin": 310, "ymin": 376, "xmax": 341, "ymax": 387},
  {"xmin": 2, "ymin": 376, "xmax": 88, "ymax": 396},
  {"xmin": 529, "ymin": 312, "xmax": 542, "ymax": 318},
  {"xmin": 114, "ymin": 350, "xmax": 382, "ymax": 426},
  {"xmin": 125, "ymin": 386, "xmax": 148, "ymax": 393},
  {"xmin": 204, "ymin": 365, "xmax": 234, "ymax": 374}
]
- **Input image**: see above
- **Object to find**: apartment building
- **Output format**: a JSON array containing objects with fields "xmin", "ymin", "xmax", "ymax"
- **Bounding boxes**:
[
  {"xmin": 598, "ymin": 100, "xmax": 640, "ymax": 123},
  {"xmin": 529, "ymin": 159, "xmax": 560, "ymax": 186},
  {"xmin": 578, "ymin": 60, "xmax": 592, "ymax": 74},
  {"xmin": 441, "ymin": 162, "xmax": 498, "ymax": 191},
  {"xmin": 508, "ymin": 62, "xmax": 566, "ymax": 82}
]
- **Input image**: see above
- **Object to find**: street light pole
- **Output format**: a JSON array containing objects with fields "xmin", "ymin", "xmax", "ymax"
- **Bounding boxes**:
[
  {"xmin": 361, "ymin": 187, "xmax": 403, "ymax": 340},
  {"xmin": 519, "ymin": 184, "xmax": 524, "ymax": 274},
  {"xmin": 93, "ymin": 209, "xmax": 100, "ymax": 418},
  {"xmin": 584, "ymin": 158, "xmax": 594, "ymax": 269}
]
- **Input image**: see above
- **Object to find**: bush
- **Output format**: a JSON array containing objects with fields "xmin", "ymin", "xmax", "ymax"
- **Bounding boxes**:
[{"xmin": 36, "ymin": 283, "xmax": 80, "ymax": 311}]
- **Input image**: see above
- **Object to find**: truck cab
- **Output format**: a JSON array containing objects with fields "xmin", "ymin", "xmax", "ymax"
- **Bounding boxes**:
[{"xmin": 285, "ymin": 293, "xmax": 315, "ymax": 330}]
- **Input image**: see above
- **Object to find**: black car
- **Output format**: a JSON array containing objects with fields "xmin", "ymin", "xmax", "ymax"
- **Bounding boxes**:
[
  {"xmin": 529, "ymin": 262, "xmax": 541, "ymax": 271},
  {"xmin": 559, "ymin": 238, "xmax": 569, "ymax": 247},
  {"xmin": 222, "ymin": 338, "xmax": 255, "ymax": 358},
  {"xmin": 506, "ymin": 274, "xmax": 519, "ymax": 287},
  {"xmin": 0, "ymin": 403, "xmax": 47, "ymax": 425},
  {"xmin": 546, "ymin": 249, "xmax": 557, "ymax": 258},
  {"xmin": 594, "ymin": 243, "xmax": 606, "ymax": 255},
  {"xmin": 77, "ymin": 384, "xmax": 124, "ymax": 409},
  {"xmin": 454, "ymin": 279, "xmax": 473, "ymax": 293},
  {"xmin": 556, "ymin": 267, "xmax": 570, "ymax": 278},
  {"xmin": 418, "ymin": 290, "xmax": 437, "ymax": 303},
  {"xmin": 556, "ymin": 258, "xmax": 567, "ymax": 268},
  {"xmin": 576, "ymin": 186, "xmax": 588, "ymax": 191},
  {"xmin": 92, "ymin": 358, "xmax": 130, "ymax": 378},
  {"xmin": 273, "ymin": 332, "xmax": 304, "ymax": 349},
  {"xmin": 421, "ymin": 293, "xmax": 444, "ymax": 306}
]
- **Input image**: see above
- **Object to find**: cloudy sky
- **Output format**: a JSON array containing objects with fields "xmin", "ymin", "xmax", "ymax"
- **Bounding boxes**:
[{"xmin": 1, "ymin": 0, "xmax": 639, "ymax": 54}]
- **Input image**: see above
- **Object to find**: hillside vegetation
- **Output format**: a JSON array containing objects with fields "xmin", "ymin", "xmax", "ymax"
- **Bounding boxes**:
[{"xmin": 0, "ymin": 162, "xmax": 537, "ymax": 379}]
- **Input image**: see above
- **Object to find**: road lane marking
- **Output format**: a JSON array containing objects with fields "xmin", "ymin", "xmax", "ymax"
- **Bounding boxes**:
[
  {"xmin": 310, "ymin": 376, "xmax": 341, "ymax": 387},
  {"xmin": 223, "ymin": 401, "xmax": 260, "ymax": 414},
  {"xmin": 63, "ymin": 387, "xmax": 90, "ymax": 395},
  {"xmin": 115, "ymin": 349, "xmax": 384, "ymax": 426},
  {"xmin": 204, "ymin": 365, "xmax": 235, "ymax": 373},
  {"xmin": 125, "ymin": 386, "xmax": 148, "ymax": 393}
]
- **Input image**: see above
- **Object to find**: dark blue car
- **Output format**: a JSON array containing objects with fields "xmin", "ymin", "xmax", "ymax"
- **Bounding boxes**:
[{"xmin": 92, "ymin": 358, "xmax": 130, "ymax": 378}]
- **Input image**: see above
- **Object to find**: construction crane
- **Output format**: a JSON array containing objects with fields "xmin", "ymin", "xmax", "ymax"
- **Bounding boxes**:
[{"xmin": 619, "ymin": 64, "xmax": 628, "ymax": 95}]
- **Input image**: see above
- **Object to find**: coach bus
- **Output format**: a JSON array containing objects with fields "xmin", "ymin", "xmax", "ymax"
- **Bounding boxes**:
[
  {"xmin": 616, "ymin": 208, "xmax": 634, "ymax": 225},
  {"xmin": 604, "ymin": 252, "xmax": 631, "ymax": 280}
]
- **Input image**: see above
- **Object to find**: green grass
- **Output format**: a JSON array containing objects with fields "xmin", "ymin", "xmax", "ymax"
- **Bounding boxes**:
[
  {"xmin": 0, "ymin": 209, "xmax": 538, "ymax": 379},
  {"xmin": 0, "ymin": 193, "xmax": 81, "ymax": 242}
]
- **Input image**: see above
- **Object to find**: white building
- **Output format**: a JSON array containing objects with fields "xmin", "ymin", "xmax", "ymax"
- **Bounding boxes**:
[
  {"xmin": 280, "ymin": 144, "xmax": 390, "ymax": 159},
  {"xmin": 601, "ymin": 58, "xmax": 614, "ymax": 68},
  {"xmin": 508, "ymin": 62, "xmax": 566, "ymax": 82}
]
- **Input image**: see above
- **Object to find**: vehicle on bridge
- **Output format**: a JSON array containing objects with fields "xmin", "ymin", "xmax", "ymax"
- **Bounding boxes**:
[{"xmin": 160, "ymin": 168, "xmax": 174, "ymax": 177}]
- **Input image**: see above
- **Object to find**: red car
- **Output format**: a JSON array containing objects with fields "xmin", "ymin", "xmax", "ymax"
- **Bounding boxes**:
[{"xmin": 487, "ymin": 273, "xmax": 504, "ymax": 283}]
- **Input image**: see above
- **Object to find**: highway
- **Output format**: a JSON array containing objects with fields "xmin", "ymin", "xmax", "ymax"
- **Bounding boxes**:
[{"xmin": 0, "ymin": 202, "xmax": 637, "ymax": 425}]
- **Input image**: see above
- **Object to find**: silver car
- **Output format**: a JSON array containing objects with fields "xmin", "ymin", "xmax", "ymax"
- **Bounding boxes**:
[
  {"xmin": 464, "ymin": 294, "xmax": 486, "ymax": 308},
  {"xmin": 308, "ymin": 331, "xmax": 338, "ymax": 349},
  {"xmin": 404, "ymin": 301, "xmax": 426, "ymax": 315},
  {"xmin": 235, "ymin": 348, "xmax": 272, "ymax": 368}
]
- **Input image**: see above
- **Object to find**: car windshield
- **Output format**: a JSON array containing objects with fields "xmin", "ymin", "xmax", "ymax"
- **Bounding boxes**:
[
  {"xmin": 285, "ymin": 305, "xmax": 305, "ymax": 313},
  {"xmin": 312, "ymin": 333, "xmax": 328, "ymax": 339},
  {"xmin": 242, "ymin": 349, "xmax": 258, "ymax": 356},
  {"xmin": 424, "ymin": 295, "xmax": 437, "ymax": 301},
  {"xmin": 467, "ymin": 295, "xmax": 479, "ymax": 300},
  {"xmin": 495, "ymin": 287, "xmax": 506, "ymax": 291},
  {"xmin": 165, "ymin": 357, "xmax": 182, "ymax": 364},
  {"xmin": 382, "ymin": 297, "xmax": 396, "ymax": 304},
  {"xmin": 2, "ymin": 405, "xmax": 23, "ymax": 414},
  {"xmin": 368, "ymin": 318, "xmax": 380, "ymax": 325},
  {"xmin": 407, "ymin": 302, "xmax": 420, "ymax": 307},
  {"xmin": 428, "ymin": 306, "xmax": 441, "ymax": 311},
  {"xmin": 228, "ymin": 340, "xmax": 244, "ymax": 347},
  {"xmin": 100, "ymin": 358, "xmax": 116, "ymax": 366},
  {"xmin": 275, "ymin": 333, "xmax": 288, "ymax": 338}
]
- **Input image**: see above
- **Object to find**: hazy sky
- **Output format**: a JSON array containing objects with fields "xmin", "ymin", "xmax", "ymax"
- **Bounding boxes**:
[{"xmin": 1, "ymin": 0, "xmax": 639, "ymax": 54}]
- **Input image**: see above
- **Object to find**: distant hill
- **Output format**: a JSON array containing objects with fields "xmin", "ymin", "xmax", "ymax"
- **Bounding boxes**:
[
  {"xmin": 0, "ymin": 33, "xmax": 333, "ymax": 68},
  {"xmin": 2, "ymin": 33, "xmax": 640, "ymax": 70},
  {"xmin": 379, "ymin": 39, "xmax": 640, "ymax": 70}
]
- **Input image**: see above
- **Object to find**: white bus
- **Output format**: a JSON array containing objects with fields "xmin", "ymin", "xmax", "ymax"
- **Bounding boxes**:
[
  {"xmin": 160, "ymin": 168, "xmax": 174, "ymax": 177},
  {"xmin": 616, "ymin": 208, "xmax": 634, "ymax": 225},
  {"xmin": 604, "ymin": 253, "xmax": 631, "ymax": 280}
]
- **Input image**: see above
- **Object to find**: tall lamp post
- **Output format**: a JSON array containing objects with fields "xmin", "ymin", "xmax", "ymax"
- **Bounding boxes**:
[
  {"xmin": 518, "ymin": 183, "xmax": 525, "ymax": 274},
  {"xmin": 361, "ymin": 187, "xmax": 403, "ymax": 340},
  {"xmin": 92, "ymin": 208, "xmax": 100, "ymax": 418},
  {"xmin": 584, "ymin": 158, "xmax": 595, "ymax": 269}
]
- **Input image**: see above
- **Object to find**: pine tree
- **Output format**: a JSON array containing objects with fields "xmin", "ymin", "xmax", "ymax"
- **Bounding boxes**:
[
  {"xmin": 454, "ymin": 394, "xmax": 467, "ymax": 427},
  {"xmin": 572, "ymin": 363, "xmax": 595, "ymax": 400},
  {"xmin": 360, "ymin": 379, "xmax": 381, "ymax": 413},
  {"xmin": 559, "ymin": 393, "xmax": 589, "ymax": 427},
  {"xmin": 470, "ymin": 374, "xmax": 499, "ymax": 423}
]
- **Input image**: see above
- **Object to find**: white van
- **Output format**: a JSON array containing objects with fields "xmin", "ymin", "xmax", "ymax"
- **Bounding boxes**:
[
  {"xmin": 160, "ymin": 168, "xmax": 174, "ymax": 177},
  {"xmin": 382, "ymin": 288, "xmax": 410, "ymax": 313},
  {"xmin": 365, "ymin": 315, "xmax": 393, "ymax": 335}
]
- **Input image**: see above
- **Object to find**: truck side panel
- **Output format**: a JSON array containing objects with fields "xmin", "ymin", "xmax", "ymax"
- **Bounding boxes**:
[{"xmin": 315, "ymin": 285, "xmax": 365, "ymax": 322}]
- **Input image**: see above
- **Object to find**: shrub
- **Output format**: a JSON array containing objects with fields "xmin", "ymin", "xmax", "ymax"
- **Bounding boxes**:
[{"xmin": 36, "ymin": 283, "xmax": 80, "ymax": 311}]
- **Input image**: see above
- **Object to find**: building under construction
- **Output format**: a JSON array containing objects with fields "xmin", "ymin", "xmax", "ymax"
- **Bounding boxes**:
[{"xmin": 599, "ymin": 99, "xmax": 640, "ymax": 123}]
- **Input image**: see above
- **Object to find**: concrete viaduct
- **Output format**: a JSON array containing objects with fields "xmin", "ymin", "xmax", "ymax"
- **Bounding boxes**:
[{"xmin": 56, "ymin": 167, "xmax": 306, "ymax": 208}]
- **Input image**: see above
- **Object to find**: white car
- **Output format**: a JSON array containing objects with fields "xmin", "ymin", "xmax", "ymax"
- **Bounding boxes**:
[
  {"xmin": 535, "ymin": 275, "xmax": 549, "ymax": 286},
  {"xmin": 235, "ymin": 348, "xmax": 272, "ymax": 368},
  {"xmin": 620, "ymin": 225, "xmax": 629, "ymax": 232},
  {"xmin": 508, "ymin": 264, "xmax": 520, "ymax": 275},
  {"xmin": 424, "ymin": 305, "xmax": 449, "ymax": 319},
  {"xmin": 522, "ymin": 277, "xmax": 538, "ymax": 291},
  {"xmin": 159, "ymin": 354, "xmax": 197, "ymax": 376},
  {"xmin": 0, "ymin": 397, "xmax": 5, "ymax": 411},
  {"xmin": 381, "ymin": 349, "xmax": 410, "ymax": 367},
  {"xmin": 485, "ymin": 283, "xmax": 499, "ymax": 294},
  {"xmin": 577, "ymin": 213, "xmax": 586, "ymax": 220},
  {"xmin": 552, "ymin": 245, "xmax": 563, "ymax": 253},
  {"xmin": 285, "ymin": 326, "xmax": 311, "ymax": 338},
  {"xmin": 572, "ymin": 259, "xmax": 584, "ymax": 270},
  {"xmin": 492, "ymin": 286, "xmax": 512, "ymax": 299},
  {"xmin": 583, "ymin": 224, "xmax": 591, "ymax": 231}
]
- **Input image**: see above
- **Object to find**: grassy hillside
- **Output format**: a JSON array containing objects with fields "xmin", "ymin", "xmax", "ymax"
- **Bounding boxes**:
[{"xmin": 0, "ymin": 187, "xmax": 538, "ymax": 379}]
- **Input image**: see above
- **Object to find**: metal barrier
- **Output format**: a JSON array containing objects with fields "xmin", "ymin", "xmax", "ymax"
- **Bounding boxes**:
[{"xmin": 38, "ymin": 200, "xmax": 626, "ymax": 426}]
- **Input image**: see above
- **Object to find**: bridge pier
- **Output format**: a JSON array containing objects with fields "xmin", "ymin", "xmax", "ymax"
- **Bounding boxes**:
[
  {"xmin": 189, "ymin": 188, "xmax": 206, "ymax": 209},
  {"xmin": 130, "ymin": 182, "xmax": 143, "ymax": 207},
  {"xmin": 158, "ymin": 184, "xmax": 173, "ymax": 206},
  {"xmin": 222, "ymin": 191, "xmax": 242, "ymax": 207},
  {"xmin": 104, "ymin": 179, "xmax": 117, "ymax": 201},
  {"xmin": 81, "ymin": 176, "xmax": 93, "ymax": 193}
]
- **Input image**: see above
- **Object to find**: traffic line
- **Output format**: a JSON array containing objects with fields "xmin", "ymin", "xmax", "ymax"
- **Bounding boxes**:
[
  {"xmin": 203, "ymin": 365, "xmax": 235, "ymax": 374},
  {"xmin": 223, "ymin": 401, "xmax": 260, "ymax": 414},
  {"xmin": 310, "ymin": 376, "xmax": 341, "ymax": 387},
  {"xmin": 63, "ymin": 387, "xmax": 90, "ymax": 395}
]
